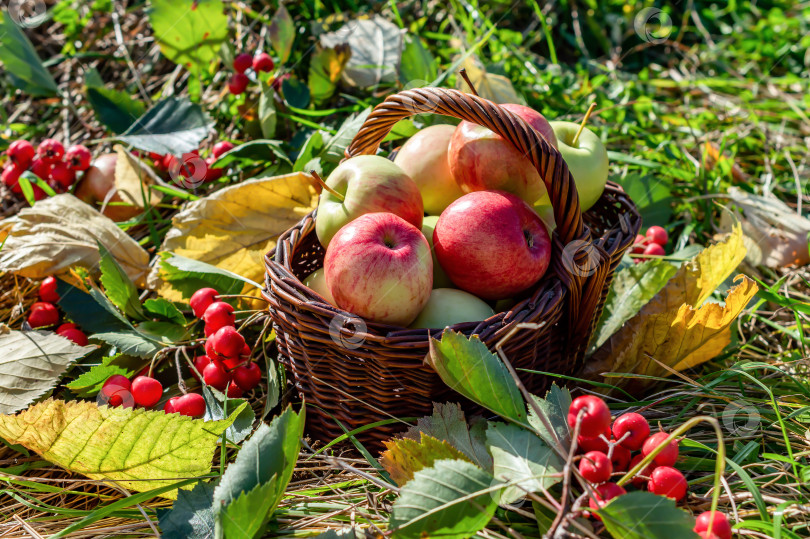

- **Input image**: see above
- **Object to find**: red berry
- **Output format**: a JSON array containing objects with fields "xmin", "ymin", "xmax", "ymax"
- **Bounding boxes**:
[
  {"xmin": 1, "ymin": 164, "xmax": 22, "ymax": 190},
  {"xmin": 643, "ymin": 243, "xmax": 666, "ymax": 257},
  {"xmin": 588, "ymin": 482, "xmax": 626, "ymax": 517},
  {"xmin": 7, "ymin": 140, "xmax": 35, "ymax": 167},
  {"xmin": 647, "ymin": 466, "xmax": 687, "ymax": 500},
  {"xmin": 204, "ymin": 323, "xmax": 219, "ymax": 338},
  {"xmin": 190, "ymin": 288, "xmax": 219, "ymax": 318},
  {"xmin": 131, "ymin": 376, "xmax": 163, "ymax": 407},
  {"xmin": 271, "ymin": 72, "xmax": 290, "ymax": 91},
  {"xmin": 228, "ymin": 73, "xmax": 249, "ymax": 95},
  {"xmin": 210, "ymin": 326, "xmax": 245, "ymax": 359},
  {"xmin": 252, "ymin": 52, "xmax": 274, "ymax": 72},
  {"xmin": 203, "ymin": 157, "xmax": 224, "ymax": 182},
  {"xmin": 642, "ymin": 432, "xmax": 679, "ymax": 467},
  {"xmin": 164, "ymin": 396, "xmax": 181, "ymax": 414},
  {"xmin": 646, "ymin": 226, "xmax": 668, "ymax": 246},
  {"xmin": 212, "ymin": 141, "xmax": 235, "ymax": 159},
  {"xmin": 28, "ymin": 303, "xmax": 59, "ymax": 327},
  {"xmin": 31, "ymin": 158, "xmax": 51, "ymax": 181},
  {"xmin": 192, "ymin": 355, "xmax": 211, "ymax": 381},
  {"xmin": 629, "ymin": 453, "xmax": 658, "ymax": 488},
  {"xmin": 568, "ymin": 395, "xmax": 611, "ymax": 436},
  {"xmin": 58, "ymin": 327, "xmax": 88, "ymax": 346},
  {"xmin": 233, "ymin": 362, "xmax": 261, "ymax": 391},
  {"xmin": 694, "ymin": 511, "xmax": 732, "ymax": 539},
  {"xmin": 173, "ymin": 392, "xmax": 206, "ymax": 417},
  {"xmin": 610, "ymin": 443, "xmax": 632, "ymax": 472},
  {"xmin": 204, "ymin": 337, "xmax": 219, "ymax": 360},
  {"xmin": 37, "ymin": 139, "xmax": 65, "ymax": 163},
  {"xmin": 49, "ymin": 161, "xmax": 75, "ymax": 189},
  {"xmin": 203, "ymin": 361, "xmax": 230, "ymax": 391},
  {"xmin": 101, "ymin": 375, "xmax": 133, "ymax": 408},
  {"xmin": 233, "ymin": 53, "xmax": 253, "ymax": 73},
  {"xmin": 240, "ymin": 343, "xmax": 251, "ymax": 360},
  {"xmin": 65, "ymin": 144, "xmax": 92, "ymax": 171},
  {"xmin": 578, "ymin": 432, "xmax": 609, "ymax": 453},
  {"xmin": 630, "ymin": 234, "xmax": 647, "ymax": 255},
  {"xmin": 579, "ymin": 451, "xmax": 612, "ymax": 484},
  {"xmin": 39, "ymin": 276, "xmax": 59, "ymax": 303},
  {"xmin": 56, "ymin": 322, "xmax": 77, "ymax": 332},
  {"xmin": 225, "ymin": 380, "xmax": 243, "ymax": 398},
  {"xmin": 202, "ymin": 301, "xmax": 235, "ymax": 331},
  {"xmin": 612, "ymin": 412, "xmax": 650, "ymax": 451}
]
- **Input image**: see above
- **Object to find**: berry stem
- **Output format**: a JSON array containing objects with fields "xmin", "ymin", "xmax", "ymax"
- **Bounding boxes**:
[
  {"xmin": 572, "ymin": 102, "xmax": 597, "ymax": 147},
  {"xmin": 310, "ymin": 170, "xmax": 344, "ymax": 202},
  {"xmin": 458, "ymin": 68, "xmax": 479, "ymax": 97},
  {"xmin": 174, "ymin": 348, "xmax": 189, "ymax": 394}
]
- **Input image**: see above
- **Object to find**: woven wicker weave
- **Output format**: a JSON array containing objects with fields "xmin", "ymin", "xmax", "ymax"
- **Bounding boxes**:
[{"xmin": 264, "ymin": 88, "xmax": 641, "ymax": 450}]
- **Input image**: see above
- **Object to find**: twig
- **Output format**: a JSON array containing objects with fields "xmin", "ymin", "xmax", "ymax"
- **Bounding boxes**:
[
  {"xmin": 310, "ymin": 170, "xmax": 344, "ymax": 201},
  {"xmin": 458, "ymin": 68, "xmax": 479, "ymax": 96}
]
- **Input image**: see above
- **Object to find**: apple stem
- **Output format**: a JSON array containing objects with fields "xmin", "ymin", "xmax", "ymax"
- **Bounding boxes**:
[
  {"xmin": 458, "ymin": 68, "xmax": 479, "ymax": 97},
  {"xmin": 571, "ymin": 102, "xmax": 597, "ymax": 146},
  {"xmin": 310, "ymin": 170, "xmax": 344, "ymax": 202}
]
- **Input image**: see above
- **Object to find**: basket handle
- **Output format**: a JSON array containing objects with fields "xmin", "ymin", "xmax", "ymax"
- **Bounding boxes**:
[{"xmin": 345, "ymin": 87, "xmax": 586, "ymax": 246}]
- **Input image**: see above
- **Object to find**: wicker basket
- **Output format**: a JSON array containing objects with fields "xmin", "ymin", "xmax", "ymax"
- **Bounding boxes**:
[{"xmin": 263, "ymin": 88, "xmax": 641, "ymax": 450}]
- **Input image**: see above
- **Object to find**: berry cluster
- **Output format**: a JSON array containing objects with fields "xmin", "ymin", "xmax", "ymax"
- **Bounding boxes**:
[
  {"xmin": 138, "ymin": 141, "xmax": 234, "ymax": 184},
  {"xmin": 568, "ymin": 395, "xmax": 732, "ymax": 537},
  {"xmin": 191, "ymin": 288, "xmax": 262, "ymax": 398},
  {"xmin": 2, "ymin": 139, "xmax": 91, "ymax": 202},
  {"xmin": 100, "ymin": 373, "xmax": 208, "ymax": 417},
  {"xmin": 228, "ymin": 52, "xmax": 275, "ymax": 95},
  {"xmin": 27, "ymin": 277, "xmax": 88, "ymax": 345},
  {"xmin": 631, "ymin": 225, "xmax": 669, "ymax": 262}
]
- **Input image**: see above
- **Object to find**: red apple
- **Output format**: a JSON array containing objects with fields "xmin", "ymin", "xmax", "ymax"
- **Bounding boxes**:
[
  {"xmin": 325, "ymin": 212, "xmax": 432, "ymax": 326},
  {"xmin": 433, "ymin": 190, "xmax": 551, "ymax": 300},
  {"xmin": 448, "ymin": 104, "xmax": 557, "ymax": 205}
]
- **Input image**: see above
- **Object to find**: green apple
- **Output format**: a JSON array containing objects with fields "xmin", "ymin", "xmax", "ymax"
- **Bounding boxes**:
[
  {"xmin": 549, "ymin": 121, "xmax": 609, "ymax": 212},
  {"xmin": 303, "ymin": 268, "xmax": 334, "ymax": 305},
  {"xmin": 315, "ymin": 155, "xmax": 424, "ymax": 247},
  {"xmin": 421, "ymin": 215, "xmax": 453, "ymax": 289},
  {"xmin": 531, "ymin": 203, "xmax": 557, "ymax": 234},
  {"xmin": 410, "ymin": 288, "xmax": 495, "ymax": 329},
  {"xmin": 394, "ymin": 125, "xmax": 464, "ymax": 215}
]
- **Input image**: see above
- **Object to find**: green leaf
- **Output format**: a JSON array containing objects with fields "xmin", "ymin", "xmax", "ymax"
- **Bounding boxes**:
[
  {"xmin": 202, "ymin": 387, "xmax": 255, "ymax": 445},
  {"xmin": 118, "ymin": 97, "xmax": 214, "ymax": 156},
  {"xmin": 217, "ymin": 478, "xmax": 279, "ymax": 539},
  {"xmin": 137, "ymin": 321, "xmax": 189, "ymax": 344},
  {"xmin": 390, "ymin": 459, "xmax": 501, "ymax": 539},
  {"xmin": 55, "ymin": 280, "xmax": 133, "ymax": 334},
  {"xmin": 618, "ymin": 173, "xmax": 673, "ymax": 226},
  {"xmin": 309, "ymin": 45, "xmax": 349, "ymax": 105},
  {"xmin": 591, "ymin": 258, "xmax": 679, "ymax": 350},
  {"xmin": 98, "ymin": 242, "xmax": 146, "ymax": 320},
  {"xmin": 427, "ymin": 331, "xmax": 526, "ymax": 424},
  {"xmin": 148, "ymin": 0, "xmax": 228, "ymax": 75},
  {"xmin": 159, "ymin": 253, "xmax": 251, "ymax": 300},
  {"xmin": 598, "ymin": 491, "xmax": 698, "ymax": 539},
  {"xmin": 398, "ymin": 35, "xmax": 437, "ymax": 84},
  {"xmin": 66, "ymin": 362, "xmax": 133, "ymax": 397},
  {"xmin": 212, "ymin": 139, "xmax": 292, "ymax": 169},
  {"xmin": 0, "ymin": 328, "xmax": 93, "ymax": 414},
  {"xmin": 92, "ymin": 330, "xmax": 163, "ymax": 358},
  {"xmin": 381, "ymin": 433, "xmax": 471, "ymax": 486},
  {"xmin": 85, "ymin": 69, "xmax": 146, "ymax": 134},
  {"xmin": 528, "ymin": 384, "xmax": 573, "ymax": 452},
  {"xmin": 258, "ymin": 81, "xmax": 277, "ymax": 139},
  {"xmin": 0, "ymin": 399, "xmax": 245, "ymax": 497},
  {"xmin": 281, "ymin": 76, "xmax": 310, "ymax": 109},
  {"xmin": 144, "ymin": 298, "xmax": 186, "ymax": 325},
  {"xmin": 293, "ymin": 131, "xmax": 324, "ymax": 173},
  {"xmin": 268, "ymin": 5, "xmax": 294, "ymax": 63},
  {"xmin": 0, "ymin": 11, "xmax": 58, "ymax": 96},
  {"xmin": 320, "ymin": 108, "xmax": 371, "ymax": 163},
  {"xmin": 157, "ymin": 481, "xmax": 216, "ymax": 539},
  {"xmin": 485, "ymin": 422, "xmax": 562, "ymax": 504}
]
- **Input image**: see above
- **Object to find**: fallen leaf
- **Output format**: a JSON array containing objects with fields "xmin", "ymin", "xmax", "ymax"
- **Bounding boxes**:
[
  {"xmin": 148, "ymin": 172, "xmax": 318, "ymax": 299},
  {"xmin": 0, "ymin": 326, "xmax": 94, "ymax": 414},
  {"xmin": 0, "ymin": 194, "xmax": 151, "ymax": 285},
  {"xmin": 309, "ymin": 44, "xmax": 351, "ymax": 104},
  {"xmin": 455, "ymin": 55, "xmax": 522, "ymax": 104},
  {"xmin": 112, "ymin": 144, "xmax": 162, "ymax": 209},
  {"xmin": 381, "ymin": 433, "xmax": 470, "ymax": 486},
  {"xmin": 320, "ymin": 16, "xmax": 402, "ymax": 88},
  {"xmin": 0, "ymin": 399, "xmax": 243, "ymax": 498}
]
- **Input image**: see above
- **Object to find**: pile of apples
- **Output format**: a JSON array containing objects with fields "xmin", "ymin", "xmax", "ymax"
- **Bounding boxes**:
[
  {"xmin": 2, "ymin": 139, "xmax": 91, "ymax": 202},
  {"xmin": 303, "ymin": 102, "xmax": 611, "ymax": 328}
]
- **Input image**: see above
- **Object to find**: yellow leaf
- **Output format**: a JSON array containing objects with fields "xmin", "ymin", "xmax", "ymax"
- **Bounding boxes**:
[
  {"xmin": 113, "ymin": 144, "xmax": 162, "ymax": 209},
  {"xmin": 0, "ymin": 399, "xmax": 241, "ymax": 498},
  {"xmin": 148, "ymin": 172, "xmax": 318, "ymax": 300},
  {"xmin": 455, "ymin": 55, "xmax": 522, "ymax": 104},
  {"xmin": 381, "ymin": 433, "xmax": 470, "ymax": 486}
]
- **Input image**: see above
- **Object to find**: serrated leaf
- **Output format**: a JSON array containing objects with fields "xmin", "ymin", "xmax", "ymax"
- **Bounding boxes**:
[
  {"xmin": 66, "ymin": 363, "xmax": 132, "ymax": 397},
  {"xmin": 0, "ymin": 11, "xmax": 58, "ymax": 96},
  {"xmin": 599, "ymin": 491, "xmax": 698, "ymax": 539},
  {"xmin": 202, "ymin": 387, "xmax": 255, "ymax": 444},
  {"xmin": 320, "ymin": 17, "xmax": 402, "ymax": 88},
  {"xmin": 98, "ymin": 241, "xmax": 145, "ymax": 320},
  {"xmin": 216, "ymin": 477, "xmax": 279, "ymax": 539},
  {"xmin": 0, "ymin": 399, "xmax": 244, "ymax": 498},
  {"xmin": 381, "ymin": 433, "xmax": 470, "ymax": 486},
  {"xmin": 258, "ymin": 81, "xmax": 277, "ymax": 139},
  {"xmin": 0, "ymin": 328, "xmax": 93, "ymax": 414},
  {"xmin": 320, "ymin": 108, "xmax": 371, "ymax": 163},
  {"xmin": 149, "ymin": 0, "xmax": 228, "ymax": 75},
  {"xmin": 144, "ymin": 298, "xmax": 186, "ymax": 325},
  {"xmin": 486, "ymin": 422, "xmax": 562, "ymax": 504},
  {"xmin": 427, "ymin": 331, "xmax": 526, "ymax": 424},
  {"xmin": 528, "ymin": 384, "xmax": 572, "ymax": 452},
  {"xmin": 55, "ymin": 280, "xmax": 133, "ymax": 334},
  {"xmin": 404, "ymin": 402, "xmax": 492, "ymax": 471},
  {"xmin": 591, "ymin": 258, "xmax": 679, "ymax": 350},
  {"xmin": 118, "ymin": 97, "xmax": 214, "ymax": 156},
  {"xmin": 93, "ymin": 330, "xmax": 163, "ymax": 358},
  {"xmin": 268, "ymin": 5, "xmax": 294, "ymax": 63},
  {"xmin": 390, "ymin": 459, "xmax": 500, "ymax": 539},
  {"xmin": 309, "ymin": 45, "xmax": 350, "ymax": 104},
  {"xmin": 155, "ymin": 254, "xmax": 248, "ymax": 301},
  {"xmin": 398, "ymin": 35, "xmax": 437, "ymax": 84},
  {"xmin": 157, "ymin": 480, "xmax": 216, "ymax": 539},
  {"xmin": 85, "ymin": 69, "xmax": 146, "ymax": 134}
]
